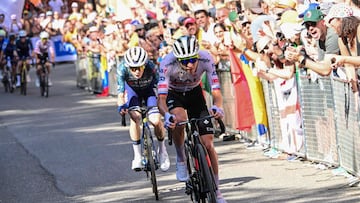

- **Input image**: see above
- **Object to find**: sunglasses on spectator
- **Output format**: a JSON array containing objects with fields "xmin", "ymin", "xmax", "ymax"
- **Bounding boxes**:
[
  {"xmin": 305, "ymin": 21, "xmax": 317, "ymax": 29},
  {"xmin": 178, "ymin": 55, "xmax": 198, "ymax": 66},
  {"xmin": 259, "ymin": 45, "xmax": 269, "ymax": 54},
  {"xmin": 129, "ymin": 65, "xmax": 145, "ymax": 72}
]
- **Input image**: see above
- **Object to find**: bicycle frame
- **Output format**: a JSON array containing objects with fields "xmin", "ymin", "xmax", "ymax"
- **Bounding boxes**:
[
  {"xmin": 128, "ymin": 106, "xmax": 159, "ymax": 200},
  {"xmin": 169, "ymin": 114, "xmax": 225, "ymax": 203},
  {"xmin": 20, "ymin": 57, "xmax": 28, "ymax": 95}
]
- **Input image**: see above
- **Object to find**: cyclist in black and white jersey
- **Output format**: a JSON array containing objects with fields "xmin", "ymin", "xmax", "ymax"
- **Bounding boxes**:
[
  {"xmin": 33, "ymin": 31, "xmax": 55, "ymax": 86},
  {"xmin": 16, "ymin": 30, "xmax": 33, "ymax": 84},
  {"xmin": 157, "ymin": 35, "xmax": 226, "ymax": 203},
  {"xmin": 117, "ymin": 46, "xmax": 170, "ymax": 172}
]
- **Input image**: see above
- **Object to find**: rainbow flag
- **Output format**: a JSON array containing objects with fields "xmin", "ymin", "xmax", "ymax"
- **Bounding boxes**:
[{"xmin": 229, "ymin": 49, "xmax": 268, "ymax": 133}]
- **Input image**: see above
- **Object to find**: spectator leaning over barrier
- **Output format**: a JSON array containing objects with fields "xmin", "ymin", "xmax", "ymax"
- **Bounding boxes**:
[
  {"xmin": 21, "ymin": 10, "xmax": 33, "ymax": 37},
  {"xmin": 325, "ymin": 4, "xmax": 359, "ymax": 90},
  {"xmin": 116, "ymin": 46, "xmax": 170, "ymax": 172},
  {"xmin": 285, "ymin": 8, "xmax": 337, "ymax": 76}
]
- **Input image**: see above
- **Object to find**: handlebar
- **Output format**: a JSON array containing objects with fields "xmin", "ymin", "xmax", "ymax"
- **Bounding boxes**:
[{"xmin": 167, "ymin": 113, "xmax": 226, "ymax": 146}]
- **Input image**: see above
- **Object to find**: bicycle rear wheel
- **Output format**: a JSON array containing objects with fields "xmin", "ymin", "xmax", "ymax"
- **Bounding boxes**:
[
  {"xmin": 44, "ymin": 72, "xmax": 49, "ymax": 97},
  {"xmin": 196, "ymin": 144, "xmax": 217, "ymax": 203},
  {"xmin": 145, "ymin": 127, "xmax": 159, "ymax": 200}
]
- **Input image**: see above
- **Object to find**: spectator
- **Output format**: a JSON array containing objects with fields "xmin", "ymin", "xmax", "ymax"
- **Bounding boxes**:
[
  {"xmin": 0, "ymin": 14, "xmax": 8, "ymax": 34},
  {"xmin": 48, "ymin": 0, "xmax": 65, "ymax": 14},
  {"xmin": 9, "ymin": 14, "xmax": 22, "ymax": 34}
]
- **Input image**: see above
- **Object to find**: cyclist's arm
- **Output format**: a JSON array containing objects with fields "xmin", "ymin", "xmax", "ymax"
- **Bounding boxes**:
[
  {"xmin": 116, "ymin": 63, "xmax": 127, "ymax": 106},
  {"xmin": 48, "ymin": 41, "xmax": 55, "ymax": 62},
  {"xmin": 157, "ymin": 59, "xmax": 170, "ymax": 116}
]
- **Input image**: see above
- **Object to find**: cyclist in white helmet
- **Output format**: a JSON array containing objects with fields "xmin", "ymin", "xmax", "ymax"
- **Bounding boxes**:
[
  {"xmin": 34, "ymin": 31, "xmax": 55, "ymax": 86},
  {"xmin": 116, "ymin": 46, "xmax": 170, "ymax": 172},
  {"xmin": 157, "ymin": 35, "xmax": 227, "ymax": 202}
]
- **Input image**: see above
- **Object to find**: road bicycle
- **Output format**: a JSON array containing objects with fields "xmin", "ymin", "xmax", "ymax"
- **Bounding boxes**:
[
  {"xmin": 168, "ymin": 113, "xmax": 225, "ymax": 203},
  {"xmin": 19, "ymin": 57, "xmax": 28, "ymax": 95},
  {"xmin": 128, "ymin": 105, "xmax": 160, "ymax": 200},
  {"xmin": 38, "ymin": 56, "xmax": 52, "ymax": 97}
]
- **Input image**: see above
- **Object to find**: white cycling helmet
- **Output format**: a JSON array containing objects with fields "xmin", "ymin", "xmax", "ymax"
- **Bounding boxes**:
[
  {"xmin": 0, "ymin": 29, "xmax": 5, "ymax": 37},
  {"xmin": 124, "ymin": 46, "xmax": 148, "ymax": 67},
  {"xmin": 19, "ymin": 30, "xmax": 27, "ymax": 37},
  {"xmin": 40, "ymin": 31, "xmax": 49, "ymax": 39},
  {"xmin": 172, "ymin": 35, "xmax": 199, "ymax": 58}
]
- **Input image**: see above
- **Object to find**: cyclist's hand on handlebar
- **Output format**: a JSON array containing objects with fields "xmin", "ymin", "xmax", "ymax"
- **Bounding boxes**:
[
  {"xmin": 117, "ymin": 104, "xmax": 128, "ymax": 116},
  {"xmin": 211, "ymin": 105, "xmax": 224, "ymax": 119},
  {"xmin": 164, "ymin": 112, "xmax": 176, "ymax": 129}
]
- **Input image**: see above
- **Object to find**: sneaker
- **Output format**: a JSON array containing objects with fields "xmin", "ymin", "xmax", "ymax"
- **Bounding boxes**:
[
  {"xmin": 131, "ymin": 158, "xmax": 143, "ymax": 172},
  {"xmin": 159, "ymin": 151, "xmax": 170, "ymax": 172},
  {"xmin": 26, "ymin": 74, "xmax": 31, "ymax": 82},
  {"xmin": 176, "ymin": 161, "xmax": 189, "ymax": 182},
  {"xmin": 16, "ymin": 79, "xmax": 20, "ymax": 87},
  {"xmin": 35, "ymin": 78, "xmax": 40, "ymax": 87}
]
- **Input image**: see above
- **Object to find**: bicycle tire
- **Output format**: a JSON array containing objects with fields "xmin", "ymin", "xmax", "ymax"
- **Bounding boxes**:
[
  {"xmin": 145, "ymin": 126, "xmax": 159, "ymax": 200},
  {"xmin": 196, "ymin": 144, "xmax": 217, "ymax": 203},
  {"xmin": 20, "ymin": 64, "xmax": 27, "ymax": 95},
  {"xmin": 185, "ymin": 142, "xmax": 201, "ymax": 202},
  {"xmin": 44, "ymin": 72, "xmax": 49, "ymax": 97}
]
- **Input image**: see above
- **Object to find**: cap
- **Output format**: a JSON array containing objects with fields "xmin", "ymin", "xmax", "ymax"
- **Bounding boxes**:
[
  {"xmin": 324, "ymin": 3, "xmax": 353, "ymax": 24},
  {"xmin": 89, "ymin": 26, "xmax": 98, "ymax": 32},
  {"xmin": 39, "ymin": 13, "xmax": 45, "ymax": 18},
  {"xmin": 46, "ymin": 11, "xmax": 53, "ymax": 16},
  {"xmin": 183, "ymin": 17, "xmax": 196, "ymax": 26},
  {"xmin": 298, "ymin": 3, "xmax": 319, "ymax": 18},
  {"xmin": 228, "ymin": 11, "xmax": 239, "ymax": 22},
  {"xmin": 280, "ymin": 23, "xmax": 303, "ymax": 39},
  {"xmin": 256, "ymin": 36, "xmax": 271, "ymax": 53},
  {"xmin": 279, "ymin": 10, "xmax": 301, "ymax": 25},
  {"xmin": 243, "ymin": 0, "xmax": 263, "ymax": 14},
  {"xmin": 71, "ymin": 2, "xmax": 78, "ymax": 8},
  {"xmin": 275, "ymin": 0, "xmax": 296, "ymax": 9},
  {"xmin": 10, "ymin": 14, "xmax": 16, "ymax": 20},
  {"xmin": 303, "ymin": 9, "xmax": 324, "ymax": 23},
  {"xmin": 135, "ymin": 24, "xmax": 144, "ymax": 30}
]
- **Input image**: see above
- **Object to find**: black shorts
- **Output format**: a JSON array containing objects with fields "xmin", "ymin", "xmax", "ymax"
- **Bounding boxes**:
[{"xmin": 167, "ymin": 85, "xmax": 214, "ymax": 135}]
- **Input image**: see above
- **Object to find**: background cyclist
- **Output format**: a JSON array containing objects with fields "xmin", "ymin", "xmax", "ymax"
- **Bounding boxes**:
[
  {"xmin": 16, "ymin": 30, "xmax": 33, "ymax": 83},
  {"xmin": 157, "ymin": 35, "xmax": 226, "ymax": 203},
  {"xmin": 33, "ymin": 31, "xmax": 55, "ymax": 87},
  {"xmin": 2, "ymin": 33, "xmax": 18, "ymax": 88},
  {"xmin": 117, "ymin": 46, "xmax": 170, "ymax": 172}
]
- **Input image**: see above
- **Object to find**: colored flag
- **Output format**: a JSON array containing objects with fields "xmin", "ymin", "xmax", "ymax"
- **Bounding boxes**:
[
  {"xmin": 228, "ymin": 49, "xmax": 255, "ymax": 131},
  {"xmin": 228, "ymin": 49, "xmax": 268, "ymax": 133}
]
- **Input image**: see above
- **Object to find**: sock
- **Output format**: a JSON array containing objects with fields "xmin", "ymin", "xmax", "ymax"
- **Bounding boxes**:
[
  {"xmin": 158, "ymin": 140, "xmax": 166, "ymax": 154},
  {"xmin": 132, "ymin": 143, "xmax": 142, "ymax": 160},
  {"xmin": 175, "ymin": 144, "xmax": 186, "ymax": 162}
]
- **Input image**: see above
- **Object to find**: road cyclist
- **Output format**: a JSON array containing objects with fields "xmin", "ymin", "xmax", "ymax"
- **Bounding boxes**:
[
  {"xmin": 33, "ymin": 31, "xmax": 55, "ymax": 88},
  {"xmin": 116, "ymin": 46, "xmax": 170, "ymax": 172},
  {"xmin": 157, "ymin": 35, "xmax": 227, "ymax": 203},
  {"xmin": 16, "ymin": 30, "xmax": 34, "ymax": 87}
]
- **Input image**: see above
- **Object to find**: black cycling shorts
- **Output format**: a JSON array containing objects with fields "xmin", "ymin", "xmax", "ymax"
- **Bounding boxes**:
[{"xmin": 167, "ymin": 85, "xmax": 214, "ymax": 136}]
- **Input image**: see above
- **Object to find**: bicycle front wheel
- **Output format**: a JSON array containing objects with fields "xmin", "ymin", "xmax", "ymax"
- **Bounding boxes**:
[
  {"xmin": 196, "ymin": 144, "xmax": 217, "ymax": 203},
  {"xmin": 145, "ymin": 127, "xmax": 159, "ymax": 200},
  {"xmin": 20, "ymin": 65, "xmax": 27, "ymax": 95}
]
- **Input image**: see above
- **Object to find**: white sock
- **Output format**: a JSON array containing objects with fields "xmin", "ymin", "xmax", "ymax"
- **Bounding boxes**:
[
  {"xmin": 158, "ymin": 140, "xmax": 166, "ymax": 154},
  {"xmin": 133, "ymin": 144, "xmax": 142, "ymax": 160}
]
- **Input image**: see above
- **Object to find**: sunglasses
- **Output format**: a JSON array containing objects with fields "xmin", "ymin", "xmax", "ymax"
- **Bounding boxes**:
[
  {"xmin": 129, "ymin": 65, "xmax": 145, "ymax": 72},
  {"xmin": 259, "ymin": 45, "xmax": 269, "ymax": 54},
  {"xmin": 305, "ymin": 21, "xmax": 317, "ymax": 30},
  {"xmin": 178, "ymin": 56, "xmax": 198, "ymax": 66},
  {"xmin": 185, "ymin": 23, "xmax": 194, "ymax": 29}
]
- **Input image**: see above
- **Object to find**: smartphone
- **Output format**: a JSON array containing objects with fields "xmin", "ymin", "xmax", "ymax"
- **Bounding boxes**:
[{"xmin": 224, "ymin": 31, "xmax": 231, "ymax": 46}]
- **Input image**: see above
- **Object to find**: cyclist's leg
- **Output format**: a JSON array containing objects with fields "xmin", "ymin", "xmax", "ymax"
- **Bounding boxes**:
[
  {"xmin": 147, "ymin": 95, "xmax": 170, "ymax": 171},
  {"xmin": 125, "ymin": 84, "xmax": 143, "ymax": 170}
]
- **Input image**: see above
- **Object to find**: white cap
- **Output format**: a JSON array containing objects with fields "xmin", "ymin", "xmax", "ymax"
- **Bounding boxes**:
[
  {"xmin": 11, "ymin": 14, "xmax": 16, "ymax": 20},
  {"xmin": 89, "ymin": 26, "xmax": 98, "ymax": 32},
  {"xmin": 71, "ymin": 2, "xmax": 78, "ymax": 8}
]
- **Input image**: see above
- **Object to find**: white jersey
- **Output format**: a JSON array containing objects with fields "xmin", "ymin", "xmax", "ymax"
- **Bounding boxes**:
[{"xmin": 158, "ymin": 50, "xmax": 220, "ymax": 94}]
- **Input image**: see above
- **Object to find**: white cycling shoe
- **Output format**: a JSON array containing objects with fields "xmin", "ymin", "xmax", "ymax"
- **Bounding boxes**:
[
  {"xmin": 176, "ymin": 161, "xmax": 189, "ymax": 182},
  {"xmin": 131, "ymin": 158, "xmax": 143, "ymax": 172},
  {"xmin": 159, "ymin": 151, "xmax": 170, "ymax": 172}
]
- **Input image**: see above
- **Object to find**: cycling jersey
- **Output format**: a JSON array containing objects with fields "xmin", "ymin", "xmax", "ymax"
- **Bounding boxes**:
[
  {"xmin": 158, "ymin": 50, "xmax": 220, "ymax": 94},
  {"xmin": 4, "ymin": 41, "xmax": 17, "ymax": 59},
  {"xmin": 117, "ymin": 60, "xmax": 158, "ymax": 94},
  {"xmin": 33, "ymin": 40, "xmax": 54, "ymax": 56},
  {"xmin": 16, "ymin": 38, "xmax": 33, "ymax": 58}
]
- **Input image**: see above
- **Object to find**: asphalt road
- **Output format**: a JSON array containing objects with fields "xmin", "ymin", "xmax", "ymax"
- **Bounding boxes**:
[{"xmin": 0, "ymin": 63, "xmax": 359, "ymax": 203}]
